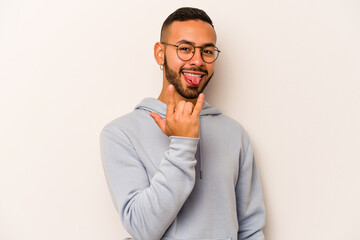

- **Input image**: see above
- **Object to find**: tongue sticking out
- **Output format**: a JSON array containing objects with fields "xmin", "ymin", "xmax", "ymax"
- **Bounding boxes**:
[
  {"xmin": 190, "ymin": 77, "xmax": 201, "ymax": 85},
  {"xmin": 183, "ymin": 73, "xmax": 202, "ymax": 86}
]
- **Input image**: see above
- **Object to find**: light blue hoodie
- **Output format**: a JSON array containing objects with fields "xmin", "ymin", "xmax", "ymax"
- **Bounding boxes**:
[{"xmin": 100, "ymin": 98, "xmax": 265, "ymax": 240}]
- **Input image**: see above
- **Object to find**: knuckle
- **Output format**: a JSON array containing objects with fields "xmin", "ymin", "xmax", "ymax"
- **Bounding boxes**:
[{"xmin": 185, "ymin": 102, "xmax": 194, "ymax": 108}]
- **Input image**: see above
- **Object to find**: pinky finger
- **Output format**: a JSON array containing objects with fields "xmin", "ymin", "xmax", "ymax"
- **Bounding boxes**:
[{"xmin": 192, "ymin": 93, "xmax": 204, "ymax": 116}]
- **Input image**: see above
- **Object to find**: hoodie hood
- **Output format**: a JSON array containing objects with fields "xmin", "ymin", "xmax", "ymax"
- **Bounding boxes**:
[{"xmin": 135, "ymin": 98, "xmax": 221, "ymax": 118}]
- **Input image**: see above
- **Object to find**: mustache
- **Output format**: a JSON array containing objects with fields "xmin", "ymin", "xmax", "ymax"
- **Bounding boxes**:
[{"xmin": 180, "ymin": 67, "xmax": 208, "ymax": 75}]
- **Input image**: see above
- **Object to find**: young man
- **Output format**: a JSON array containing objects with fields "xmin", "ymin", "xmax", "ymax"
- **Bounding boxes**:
[{"xmin": 100, "ymin": 7, "xmax": 266, "ymax": 240}]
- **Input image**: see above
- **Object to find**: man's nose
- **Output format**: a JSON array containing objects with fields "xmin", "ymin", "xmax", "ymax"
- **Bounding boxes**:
[{"xmin": 189, "ymin": 47, "xmax": 205, "ymax": 66}]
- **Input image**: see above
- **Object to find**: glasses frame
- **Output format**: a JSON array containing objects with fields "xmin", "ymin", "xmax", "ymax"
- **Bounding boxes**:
[{"xmin": 160, "ymin": 42, "xmax": 221, "ymax": 63}]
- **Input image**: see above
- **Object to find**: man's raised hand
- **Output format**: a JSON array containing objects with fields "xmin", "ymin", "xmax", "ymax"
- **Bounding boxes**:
[{"xmin": 150, "ymin": 85, "xmax": 204, "ymax": 138}]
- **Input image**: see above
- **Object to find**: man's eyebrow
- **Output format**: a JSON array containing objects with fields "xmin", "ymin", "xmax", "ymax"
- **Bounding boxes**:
[
  {"xmin": 176, "ymin": 39, "xmax": 216, "ymax": 47},
  {"xmin": 175, "ymin": 39, "xmax": 195, "ymax": 45}
]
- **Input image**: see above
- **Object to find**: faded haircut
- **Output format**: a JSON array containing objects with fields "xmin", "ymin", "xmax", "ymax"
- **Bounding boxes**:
[{"xmin": 160, "ymin": 7, "xmax": 214, "ymax": 41}]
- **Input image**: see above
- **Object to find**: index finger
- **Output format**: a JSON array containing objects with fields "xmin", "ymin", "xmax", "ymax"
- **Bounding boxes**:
[
  {"xmin": 166, "ymin": 84, "xmax": 176, "ymax": 115},
  {"xmin": 192, "ymin": 93, "xmax": 204, "ymax": 117}
]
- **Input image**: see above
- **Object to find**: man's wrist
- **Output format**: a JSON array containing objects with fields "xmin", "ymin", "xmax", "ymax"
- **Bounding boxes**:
[{"xmin": 168, "ymin": 136, "xmax": 199, "ymax": 161}]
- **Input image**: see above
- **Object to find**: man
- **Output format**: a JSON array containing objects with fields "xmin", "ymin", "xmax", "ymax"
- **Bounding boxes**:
[{"xmin": 100, "ymin": 7, "xmax": 265, "ymax": 240}]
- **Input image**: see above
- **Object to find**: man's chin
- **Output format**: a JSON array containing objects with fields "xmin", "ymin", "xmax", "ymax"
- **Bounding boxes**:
[{"xmin": 180, "ymin": 87, "xmax": 203, "ymax": 99}]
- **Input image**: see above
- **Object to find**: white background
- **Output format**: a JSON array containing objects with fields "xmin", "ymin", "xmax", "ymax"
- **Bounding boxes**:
[{"xmin": 1, "ymin": 0, "xmax": 360, "ymax": 239}]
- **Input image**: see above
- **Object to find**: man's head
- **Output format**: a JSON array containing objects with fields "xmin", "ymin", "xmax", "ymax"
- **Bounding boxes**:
[{"xmin": 155, "ymin": 7, "xmax": 219, "ymax": 100}]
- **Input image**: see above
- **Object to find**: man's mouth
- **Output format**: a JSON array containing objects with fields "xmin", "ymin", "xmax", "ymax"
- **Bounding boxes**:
[{"xmin": 182, "ymin": 72, "xmax": 205, "ymax": 86}]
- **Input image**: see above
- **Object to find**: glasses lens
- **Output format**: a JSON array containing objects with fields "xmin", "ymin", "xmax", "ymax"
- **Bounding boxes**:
[
  {"xmin": 177, "ymin": 43, "xmax": 195, "ymax": 61},
  {"xmin": 202, "ymin": 46, "xmax": 217, "ymax": 63}
]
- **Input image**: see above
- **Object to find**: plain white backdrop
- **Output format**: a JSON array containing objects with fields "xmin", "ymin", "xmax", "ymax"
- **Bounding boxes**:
[{"xmin": 1, "ymin": 0, "xmax": 360, "ymax": 239}]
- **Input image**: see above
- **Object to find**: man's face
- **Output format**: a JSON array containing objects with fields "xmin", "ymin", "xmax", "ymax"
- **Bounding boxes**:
[{"xmin": 163, "ymin": 20, "xmax": 217, "ymax": 99}]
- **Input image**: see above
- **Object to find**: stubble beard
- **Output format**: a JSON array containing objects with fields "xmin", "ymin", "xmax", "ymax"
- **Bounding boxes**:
[{"xmin": 163, "ymin": 55, "xmax": 213, "ymax": 99}]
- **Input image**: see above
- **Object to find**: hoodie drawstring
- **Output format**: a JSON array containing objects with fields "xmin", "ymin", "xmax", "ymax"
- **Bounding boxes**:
[{"xmin": 199, "ymin": 123, "xmax": 203, "ymax": 180}]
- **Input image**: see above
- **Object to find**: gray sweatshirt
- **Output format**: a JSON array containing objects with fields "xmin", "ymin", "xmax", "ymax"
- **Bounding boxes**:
[{"xmin": 100, "ymin": 98, "xmax": 265, "ymax": 240}]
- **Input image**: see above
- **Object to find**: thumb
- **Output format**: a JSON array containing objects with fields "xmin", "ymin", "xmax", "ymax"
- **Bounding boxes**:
[{"xmin": 149, "ymin": 112, "xmax": 166, "ymax": 134}]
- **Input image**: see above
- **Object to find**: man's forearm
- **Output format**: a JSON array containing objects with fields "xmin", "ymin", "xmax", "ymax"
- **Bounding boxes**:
[{"xmin": 101, "ymin": 129, "xmax": 198, "ymax": 240}]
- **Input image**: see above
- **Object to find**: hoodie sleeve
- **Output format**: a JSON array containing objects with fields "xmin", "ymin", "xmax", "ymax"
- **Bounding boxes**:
[
  {"xmin": 100, "ymin": 126, "xmax": 198, "ymax": 240},
  {"xmin": 236, "ymin": 140, "xmax": 266, "ymax": 240}
]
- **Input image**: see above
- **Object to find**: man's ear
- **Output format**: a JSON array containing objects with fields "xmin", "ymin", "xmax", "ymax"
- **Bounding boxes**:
[{"xmin": 154, "ymin": 42, "xmax": 164, "ymax": 65}]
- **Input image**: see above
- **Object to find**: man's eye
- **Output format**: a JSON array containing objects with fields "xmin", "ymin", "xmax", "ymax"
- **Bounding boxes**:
[
  {"xmin": 203, "ymin": 49, "xmax": 214, "ymax": 55},
  {"xmin": 179, "ymin": 47, "xmax": 191, "ymax": 51}
]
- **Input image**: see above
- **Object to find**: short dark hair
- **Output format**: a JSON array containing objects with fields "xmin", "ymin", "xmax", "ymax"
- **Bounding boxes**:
[{"xmin": 160, "ymin": 7, "xmax": 214, "ymax": 41}]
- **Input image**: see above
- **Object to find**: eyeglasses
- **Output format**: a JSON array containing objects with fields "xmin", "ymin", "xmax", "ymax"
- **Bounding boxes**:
[{"xmin": 161, "ymin": 42, "xmax": 221, "ymax": 63}]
